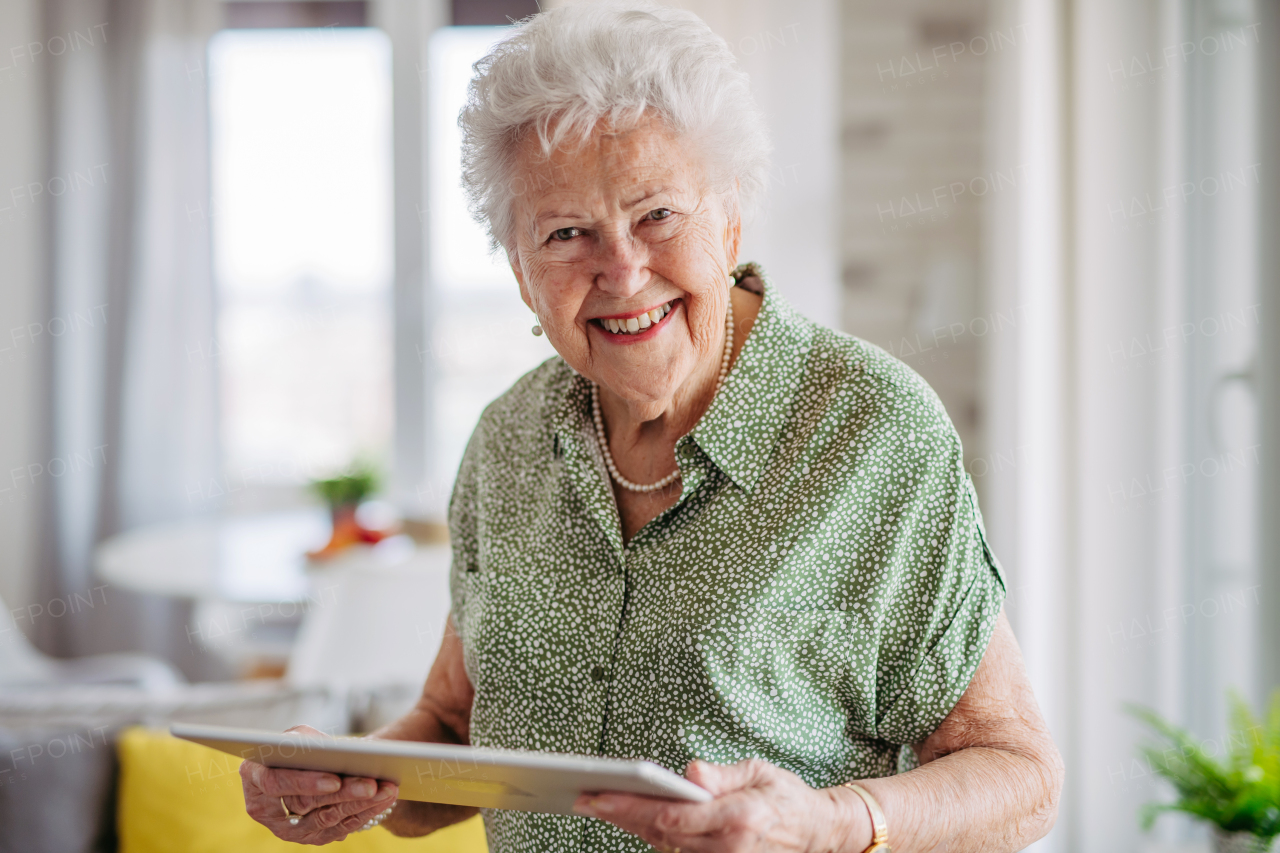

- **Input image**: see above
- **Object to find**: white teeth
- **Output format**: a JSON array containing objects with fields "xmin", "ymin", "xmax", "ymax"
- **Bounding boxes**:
[{"xmin": 601, "ymin": 301, "xmax": 674, "ymax": 334}]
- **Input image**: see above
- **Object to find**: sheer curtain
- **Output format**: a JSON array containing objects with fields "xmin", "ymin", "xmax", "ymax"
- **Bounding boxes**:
[
  {"xmin": 37, "ymin": 0, "xmax": 221, "ymax": 675},
  {"xmin": 983, "ymin": 0, "xmax": 1271, "ymax": 850}
]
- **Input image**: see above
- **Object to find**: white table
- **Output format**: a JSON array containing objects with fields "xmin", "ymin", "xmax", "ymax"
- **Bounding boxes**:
[
  {"xmin": 95, "ymin": 509, "xmax": 330, "ymax": 603},
  {"xmin": 94, "ymin": 511, "xmax": 454, "ymax": 689}
]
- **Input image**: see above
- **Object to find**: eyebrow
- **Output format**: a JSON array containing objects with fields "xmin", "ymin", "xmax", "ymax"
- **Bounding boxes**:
[
  {"xmin": 531, "ymin": 186, "xmax": 678, "ymax": 232},
  {"xmin": 534, "ymin": 209, "xmax": 585, "ymax": 229},
  {"xmin": 623, "ymin": 186, "xmax": 672, "ymax": 208}
]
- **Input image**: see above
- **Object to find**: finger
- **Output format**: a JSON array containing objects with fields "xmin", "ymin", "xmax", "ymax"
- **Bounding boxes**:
[
  {"xmin": 255, "ymin": 786, "xmax": 393, "ymax": 846},
  {"xmin": 576, "ymin": 777, "xmax": 773, "ymax": 840},
  {"xmin": 685, "ymin": 758, "xmax": 773, "ymax": 797},
  {"xmin": 336, "ymin": 794, "xmax": 398, "ymax": 834},
  {"xmin": 575, "ymin": 794, "xmax": 727, "ymax": 853},
  {"xmin": 311, "ymin": 777, "xmax": 395, "ymax": 809},
  {"xmin": 287, "ymin": 774, "xmax": 391, "ymax": 813},
  {"xmin": 575, "ymin": 793, "xmax": 724, "ymax": 838},
  {"xmin": 284, "ymin": 724, "xmax": 326, "ymax": 737},
  {"xmin": 300, "ymin": 783, "xmax": 398, "ymax": 832},
  {"xmin": 627, "ymin": 795, "xmax": 784, "ymax": 853},
  {"xmin": 248, "ymin": 762, "xmax": 343, "ymax": 799},
  {"xmin": 301, "ymin": 797, "xmax": 397, "ymax": 846}
]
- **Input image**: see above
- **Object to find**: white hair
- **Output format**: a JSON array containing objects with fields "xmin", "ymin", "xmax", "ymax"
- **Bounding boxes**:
[{"xmin": 459, "ymin": 1, "xmax": 772, "ymax": 253}]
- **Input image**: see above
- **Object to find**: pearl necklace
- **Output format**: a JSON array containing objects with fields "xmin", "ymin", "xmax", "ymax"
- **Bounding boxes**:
[{"xmin": 592, "ymin": 302, "xmax": 734, "ymax": 493}]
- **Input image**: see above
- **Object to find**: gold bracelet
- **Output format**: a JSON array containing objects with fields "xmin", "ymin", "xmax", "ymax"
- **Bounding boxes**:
[{"xmin": 842, "ymin": 783, "xmax": 891, "ymax": 853}]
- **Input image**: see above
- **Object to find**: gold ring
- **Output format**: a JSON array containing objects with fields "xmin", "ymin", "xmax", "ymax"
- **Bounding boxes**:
[{"xmin": 280, "ymin": 796, "xmax": 302, "ymax": 826}]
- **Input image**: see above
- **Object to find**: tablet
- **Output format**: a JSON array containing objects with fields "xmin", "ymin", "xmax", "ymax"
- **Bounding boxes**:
[{"xmin": 171, "ymin": 723, "xmax": 711, "ymax": 815}]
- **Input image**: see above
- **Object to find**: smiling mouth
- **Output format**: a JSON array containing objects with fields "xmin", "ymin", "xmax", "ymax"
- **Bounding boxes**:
[{"xmin": 592, "ymin": 299, "xmax": 677, "ymax": 335}]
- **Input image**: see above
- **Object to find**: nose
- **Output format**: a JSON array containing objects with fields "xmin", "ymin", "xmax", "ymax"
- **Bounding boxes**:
[{"xmin": 592, "ymin": 226, "xmax": 649, "ymax": 298}]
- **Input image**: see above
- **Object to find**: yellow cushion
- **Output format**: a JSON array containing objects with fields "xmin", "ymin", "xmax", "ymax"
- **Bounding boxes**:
[{"xmin": 117, "ymin": 727, "xmax": 488, "ymax": 853}]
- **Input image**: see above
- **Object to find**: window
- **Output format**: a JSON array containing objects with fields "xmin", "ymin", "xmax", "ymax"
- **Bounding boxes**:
[
  {"xmin": 425, "ymin": 26, "xmax": 556, "ymax": 498},
  {"xmin": 208, "ymin": 27, "xmax": 394, "ymax": 499}
]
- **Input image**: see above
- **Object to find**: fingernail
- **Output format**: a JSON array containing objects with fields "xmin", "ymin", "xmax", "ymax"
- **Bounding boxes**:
[
  {"xmin": 572, "ymin": 801, "xmax": 594, "ymax": 816},
  {"xmin": 319, "ymin": 778, "xmax": 341, "ymax": 793},
  {"xmin": 588, "ymin": 798, "xmax": 614, "ymax": 814},
  {"xmin": 353, "ymin": 781, "xmax": 375, "ymax": 798}
]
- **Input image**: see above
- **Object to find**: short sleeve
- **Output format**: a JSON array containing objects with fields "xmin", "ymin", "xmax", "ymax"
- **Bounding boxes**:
[
  {"xmin": 447, "ymin": 425, "xmax": 484, "ymax": 634},
  {"xmin": 872, "ymin": 469, "xmax": 1007, "ymax": 746}
]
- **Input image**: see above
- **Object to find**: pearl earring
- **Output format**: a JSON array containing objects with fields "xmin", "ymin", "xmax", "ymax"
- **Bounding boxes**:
[
  {"xmin": 728, "ymin": 272, "xmax": 737, "ymax": 289},
  {"xmin": 531, "ymin": 321, "xmax": 543, "ymax": 336}
]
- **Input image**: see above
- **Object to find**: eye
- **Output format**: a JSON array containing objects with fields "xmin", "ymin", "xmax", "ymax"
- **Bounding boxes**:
[
  {"xmin": 647, "ymin": 208, "xmax": 673, "ymax": 221},
  {"xmin": 550, "ymin": 227, "xmax": 581, "ymax": 242}
]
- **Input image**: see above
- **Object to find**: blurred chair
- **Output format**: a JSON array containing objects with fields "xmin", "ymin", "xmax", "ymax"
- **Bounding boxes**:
[
  {"xmin": 0, "ymin": 593, "xmax": 349, "ymax": 853},
  {"xmin": 0, "ymin": 681, "xmax": 349, "ymax": 853},
  {"xmin": 116, "ymin": 726, "xmax": 489, "ymax": 853},
  {"xmin": 286, "ymin": 540, "xmax": 453, "ymax": 731},
  {"xmin": 0, "ymin": 592, "xmax": 184, "ymax": 691}
]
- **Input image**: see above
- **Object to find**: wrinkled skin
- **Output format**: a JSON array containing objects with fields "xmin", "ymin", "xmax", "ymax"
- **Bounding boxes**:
[{"xmin": 238, "ymin": 725, "xmax": 398, "ymax": 846}]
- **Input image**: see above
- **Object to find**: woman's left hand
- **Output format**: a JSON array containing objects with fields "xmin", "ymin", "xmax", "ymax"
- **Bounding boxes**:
[{"xmin": 573, "ymin": 759, "xmax": 867, "ymax": 853}]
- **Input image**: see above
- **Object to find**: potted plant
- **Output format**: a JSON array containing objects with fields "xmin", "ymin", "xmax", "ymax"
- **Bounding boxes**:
[
  {"xmin": 307, "ymin": 461, "xmax": 390, "ymax": 560},
  {"xmin": 1128, "ymin": 690, "xmax": 1280, "ymax": 853}
]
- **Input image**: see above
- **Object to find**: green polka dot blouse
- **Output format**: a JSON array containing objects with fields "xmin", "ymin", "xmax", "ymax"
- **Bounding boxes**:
[{"xmin": 448, "ymin": 270, "xmax": 1006, "ymax": 853}]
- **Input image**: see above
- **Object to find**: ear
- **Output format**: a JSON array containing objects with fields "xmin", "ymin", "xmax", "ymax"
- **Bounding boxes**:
[
  {"xmin": 509, "ymin": 248, "xmax": 534, "ymax": 312},
  {"xmin": 723, "ymin": 183, "xmax": 743, "ymax": 269},
  {"xmin": 725, "ymin": 213, "xmax": 742, "ymax": 270},
  {"xmin": 724, "ymin": 210, "xmax": 742, "ymax": 271}
]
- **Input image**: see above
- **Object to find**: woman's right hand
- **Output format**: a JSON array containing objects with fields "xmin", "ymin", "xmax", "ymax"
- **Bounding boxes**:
[{"xmin": 240, "ymin": 725, "xmax": 399, "ymax": 845}]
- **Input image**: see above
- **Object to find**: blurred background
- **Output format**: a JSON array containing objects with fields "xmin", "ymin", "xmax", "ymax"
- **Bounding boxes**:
[{"xmin": 0, "ymin": 0, "xmax": 1276, "ymax": 851}]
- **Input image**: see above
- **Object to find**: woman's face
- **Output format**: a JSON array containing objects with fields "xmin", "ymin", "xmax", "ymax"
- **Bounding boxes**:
[{"xmin": 507, "ymin": 116, "xmax": 741, "ymax": 413}]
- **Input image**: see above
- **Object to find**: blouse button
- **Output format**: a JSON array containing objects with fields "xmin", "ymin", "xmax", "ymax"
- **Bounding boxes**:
[{"xmin": 590, "ymin": 665, "xmax": 608, "ymax": 682}]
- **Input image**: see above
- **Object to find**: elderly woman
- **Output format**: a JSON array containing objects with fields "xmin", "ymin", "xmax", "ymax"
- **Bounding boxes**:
[{"xmin": 240, "ymin": 4, "xmax": 1062, "ymax": 852}]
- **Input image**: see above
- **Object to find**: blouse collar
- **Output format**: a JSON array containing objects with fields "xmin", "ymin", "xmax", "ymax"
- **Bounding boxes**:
[{"xmin": 549, "ymin": 274, "xmax": 816, "ymax": 496}]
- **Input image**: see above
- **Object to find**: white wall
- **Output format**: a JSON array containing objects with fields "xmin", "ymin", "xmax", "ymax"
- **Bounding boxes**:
[
  {"xmin": 684, "ymin": 0, "xmax": 841, "ymax": 328},
  {"xmin": 0, "ymin": 0, "xmax": 46, "ymax": 621},
  {"xmin": 838, "ymin": 0, "xmax": 993, "ymax": 474}
]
